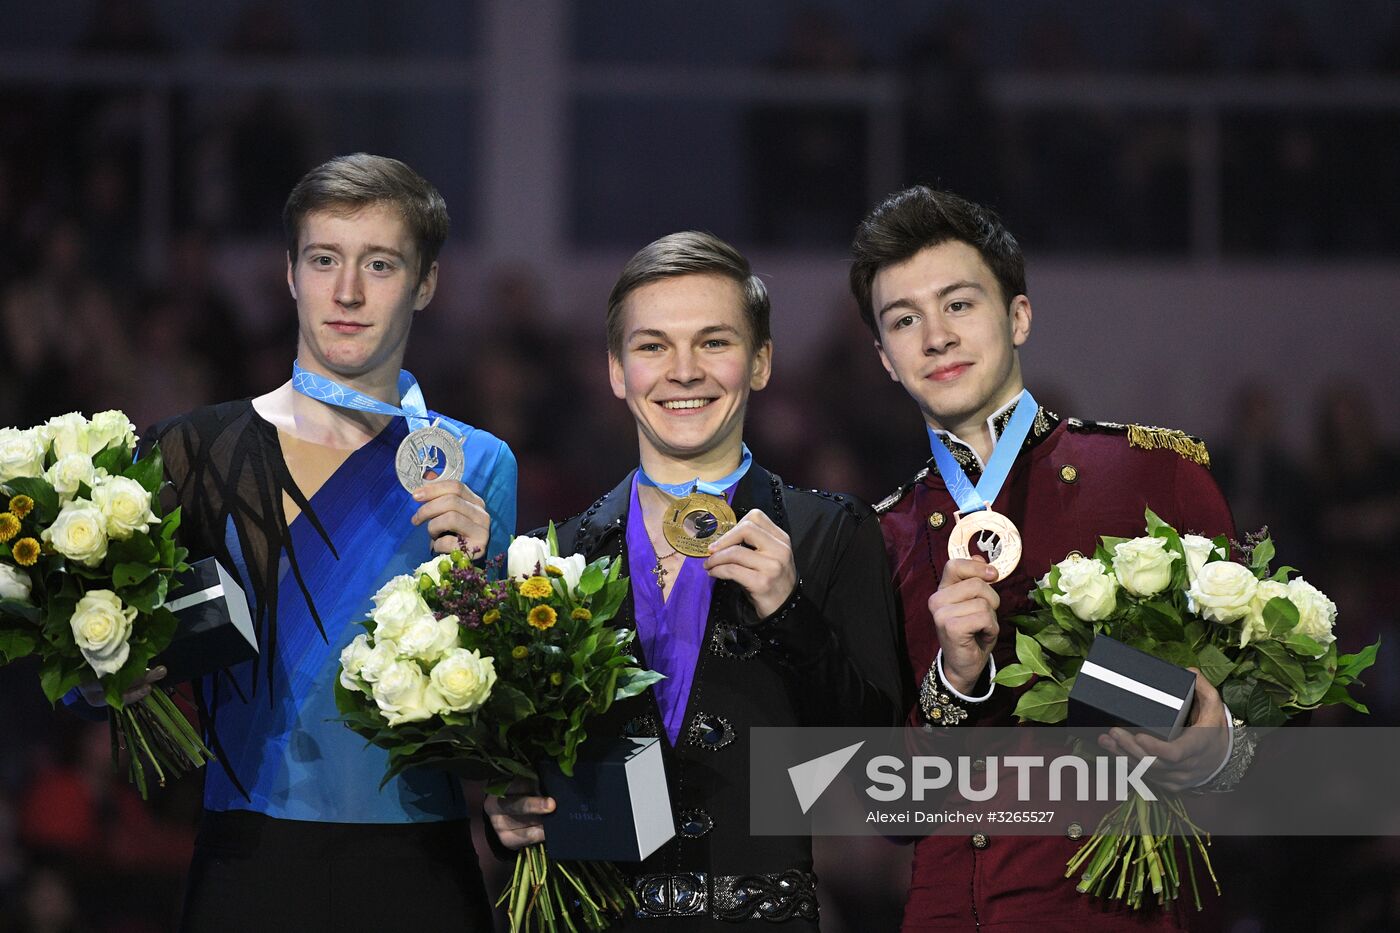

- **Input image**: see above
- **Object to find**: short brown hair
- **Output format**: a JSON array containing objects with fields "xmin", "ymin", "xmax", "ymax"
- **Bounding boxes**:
[
  {"xmin": 849, "ymin": 186, "xmax": 1026, "ymax": 336},
  {"xmin": 606, "ymin": 231, "xmax": 770, "ymax": 356},
  {"xmin": 283, "ymin": 153, "xmax": 449, "ymax": 283}
]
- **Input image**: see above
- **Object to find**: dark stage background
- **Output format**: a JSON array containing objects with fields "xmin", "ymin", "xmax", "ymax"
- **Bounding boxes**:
[{"xmin": 1, "ymin": 2, "xmax": 1398, "ymax": 931}]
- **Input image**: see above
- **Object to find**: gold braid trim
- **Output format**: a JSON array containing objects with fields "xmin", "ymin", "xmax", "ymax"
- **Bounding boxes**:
[{"xmin": 1126, "ymin": 424, "xmax": 1211, "ymax": 467}]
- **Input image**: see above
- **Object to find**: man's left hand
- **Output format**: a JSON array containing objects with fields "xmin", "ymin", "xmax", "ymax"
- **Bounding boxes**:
[
  {"xmin": 1097, "ymin": 668, "xmax": 1230, "ymax": 792},
  {"xmin": 412, "ymin": 477, "xmax": 490, "ymax": 557},
  {"xmin": 703, "ymin": 509, "xmax": 798, "ymax": 618}
]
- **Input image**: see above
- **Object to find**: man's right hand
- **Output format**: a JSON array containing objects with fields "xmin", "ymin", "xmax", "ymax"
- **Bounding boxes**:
[
  {"xmin": 484, "ymin": 782, "xmax": 556, "ymax": 850},
  {"xmin": 928, "ymin": 558, "xmax": 1000, "ymax": 694},
  {"xmin": 77, "ymin": 666, "xmax": 167, "ymax": 707}
]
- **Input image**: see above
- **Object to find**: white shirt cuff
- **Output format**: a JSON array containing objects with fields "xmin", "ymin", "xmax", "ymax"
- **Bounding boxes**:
[
  {"xmin": 935, "ymin": 648, "xmax": 996, "ymax": 703},
  {"xmin": 1189, "ymin": 703, "xmax": 1236, "ymax": 788}
]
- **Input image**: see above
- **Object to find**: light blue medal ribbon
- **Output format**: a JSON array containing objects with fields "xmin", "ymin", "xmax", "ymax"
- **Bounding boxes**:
[
  {"xmin": 637, "ymin": 443, "xmax": 754, "ymax": 497},
  {"xmin": 926, "ymin": 390, "xmax": 1038, "ymax": 517},
  {"xmin": 291, "ymin": 361, "xmax": 452, "ymax": 435}
]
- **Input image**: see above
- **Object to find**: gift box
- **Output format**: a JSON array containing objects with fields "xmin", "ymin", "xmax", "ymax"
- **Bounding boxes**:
[
  {"xmin": 153, "ymin": 557, "xmax": 257, "ymax": 684},
  {"xmin": 1068, "ymin": 635, "xmax": 1196, "ymax": 740},
  {"xmin": 539, "ymin": 737, "xmax": 675, "ymax": 862}
]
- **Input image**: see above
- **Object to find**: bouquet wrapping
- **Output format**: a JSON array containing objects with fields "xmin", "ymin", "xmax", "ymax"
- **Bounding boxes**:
[
  {"xmin": 0, "ymin": 411, "xmax": 212, "ymax": 797},
  {"xmin": 336, "ymin": 527, "xmax": 663, "ymax": 932},
  {"xmin": 993, "ymin": 508, "xmax": 1377, "ymax": 910}
]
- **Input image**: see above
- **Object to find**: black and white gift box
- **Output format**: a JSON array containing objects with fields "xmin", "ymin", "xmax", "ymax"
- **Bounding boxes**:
[
  {"xmin": 539, "ymin": 737, "xmax": 675, "ymax": 862},
  {"xmin": 153, "ymin": 557, "xmax": 257, "ymax": 684},
  {"xmin": 1068, "ymin": 635, "xmax": 1197, "ymax": 740}
]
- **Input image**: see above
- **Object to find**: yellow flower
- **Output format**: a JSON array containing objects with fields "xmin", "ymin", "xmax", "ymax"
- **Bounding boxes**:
[
  {"xmin": 528, "ymin": 605, "xmax": 558, "ymax": 631},
  {"xmin": 511, "ymin": 645, "xmax": 529, "ymax": 660},
  {"xmin": 545, "ymin": 564, "xmax": 564, "ymax": 578},
  {"xmin": 482, "ymin": 609, "xmax": 500, "ymax": 625},
  {"xmin": 549, "ymin": 672, "xmax": 563, "ymax": 686},
  {"xmin": 570, "ymin": 608, "xmax": 592, "ymax": 622},
  {"xmin": 8, "ymin": 496, "xmax": 33, "ymax": 520},
  {"xmin": 12, "ymin": 537, "xmax": 40, "ymax": 567},
  {"xmin": 518, "ymin": 575, "xmax": 553, "ymax": 599},
  {"xmin": 0, "ymin": 513, "xmax": 19, "ymax": 543}
]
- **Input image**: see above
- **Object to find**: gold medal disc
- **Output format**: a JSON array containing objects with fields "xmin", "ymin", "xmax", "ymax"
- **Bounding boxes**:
[
  {"xmin": 662, "ymin": 492, "xmax": 737, "ymax": 557},
  {"xmin": 947, "ymin": 507, "xmax": 1022, "ymax": 581}
]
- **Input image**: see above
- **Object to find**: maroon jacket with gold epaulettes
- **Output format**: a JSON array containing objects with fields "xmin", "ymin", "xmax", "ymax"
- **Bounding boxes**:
[{"xmin": 876, "ymin": 404, "xmax": 1236, "ymax": 932}]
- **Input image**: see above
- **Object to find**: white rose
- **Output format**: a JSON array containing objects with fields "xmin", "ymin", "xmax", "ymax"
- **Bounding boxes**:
[
  {"xmin": 1180, "ymin": 534, "xmax": 1221, "ymax": 587},
  {"xmin": 1286, "ymin": 578, "xmax": 1338, "ymax": 650},
  {"xmin": 371, "ymin": 573, "xmax": 419, "ymax": 608},
  {"xmin": 507, "ymin": 535, "xmax": 550, "ymax": 581},
  {"xmin": 413, "ymin": 555, "xmax": 452, "ymax": 586},
  {"xmin": 1111, "ymin": 537, "xmax": 1179, "ymax": 598},
  {"xmin": 0, "ymin": 563, "xmax": 32, "ymax": 602},
  {"xmin": 396, "ymin": 612, "xmax": 460, "ymax": 663},
  {"xmin": 42, "ymin": 500, "xmax": 109, "ymax": 567},
  {"xmin": 45, "ymin": 453, "xmax": 100, "ymax": 502},
  {"xmin": 87, "ymin": 410, "xmax": 137, "ymax": 453},
  {"xmin": 41, "ymin": 413, "xmax": 93, "ymax": 459},
  {"xmin": 91, "ymin": 476, "xmax": 157, "ymax": 540},
  {"xmin": 372, "ymin": 586, "xmax": 433, "ymax": 642},
  {"xmin": 545, "ymin": 553, "xmax": 586, "ymax": 591},
  {"xmin": 357, "ymin": 639, "xmax": 401, "ymax": 684},
  {"xmin": 1186, "ymin": 560, "xmax": 1257, "ymax": 623},
  {"xmin": 428, "ymin": 648, "xmax": 496, "ymax": 713},
  {"xmin": 371, "ymin": 659, "xmax": 434, "ymax": 726},
  {"xmin": 0, "ymin": 428, "xmax": 46, "ymax": 483},
  {"xmin": 69, "ymin": 589, "xmax": 135, "ymax": 676},
  {"xmin": 338, "ymin": 633, "xmax": 374, "ymax": 691},
  {"xmin": 1242, "ymin": 580, "xmax": 1289, "ymax": 648},
  {"xmin": 1050, "ymin": 555, "xmax": 1118, "ymax": 622}
]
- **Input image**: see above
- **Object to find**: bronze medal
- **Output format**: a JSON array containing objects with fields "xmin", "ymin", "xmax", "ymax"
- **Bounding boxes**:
[
  {"xmin": 947, "ymin": 506, "xmax": 1022, "ymax": 581},
  {"xmin": 662, "ymin": 491, "xmax": 737, "ymax": 558}
]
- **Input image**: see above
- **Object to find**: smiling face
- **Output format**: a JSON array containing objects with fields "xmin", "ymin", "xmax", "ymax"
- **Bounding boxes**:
[
  {"xmin": 608, "ymin": 273, "xmax": 772, "ymax": 478},
  {"xmin": 287, "ymin": 202, "xmax": 437, "ymax": 385},
  {"xmin": 871, "ymin": 240, "xmax": 1031, "ymax": 438}
]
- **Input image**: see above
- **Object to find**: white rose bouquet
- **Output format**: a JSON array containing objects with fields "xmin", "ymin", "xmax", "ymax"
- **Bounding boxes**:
[
  {"xmin": 335, "ymin": 527, "xmax": 662, "ymax": 933},
  {"xmin": 994, "ymin": 508, "xmax": 1377, "ymax": 911},
  {"xmin": 0, "ymin": 411, "xmax": 211, "ymax": 798}
]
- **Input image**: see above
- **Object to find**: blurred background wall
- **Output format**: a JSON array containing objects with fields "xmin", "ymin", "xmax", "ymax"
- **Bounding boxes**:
[{"xmin": 1, "ymin": 2, "xmax": 1398, "ymax": 931}]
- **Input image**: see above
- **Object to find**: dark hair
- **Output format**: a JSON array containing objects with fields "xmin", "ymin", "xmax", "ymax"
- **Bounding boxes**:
[
  {"xmin": 283, "ymin": 153, "xmax": 449, "ymax": 283},
  {"xmin": 606, "ymin": 231, "xmax": 770, "ymax": 356},
  {"xmin": 849, "ymin": 186, "xmax": 1026, "ymax": 335}
]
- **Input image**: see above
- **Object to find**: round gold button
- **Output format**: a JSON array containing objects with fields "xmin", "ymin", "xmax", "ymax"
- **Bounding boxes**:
[
  {"xmin": 971, "ymin": 833, "xmax": 989, "ymax": 850},
  {"xmin": 1059, "ymin": 464, "xmax": 1079, "ymax": 484},
  {"xmin": 1067, "ymin": 822, "xmax": 1084, "ymax": 840},
  {"xmin": 928, "ymin": 511, "xmax": 946, "ymax": 530}
]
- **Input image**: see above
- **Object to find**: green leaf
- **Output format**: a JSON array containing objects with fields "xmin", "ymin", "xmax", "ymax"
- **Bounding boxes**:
[
  {"xmin": 1152, "ymin": 641, "xmax": 1198, "ymax": 671},
  {"xmin": 1033, "ymin": 627, "xmax": 1084, "ymax": 658},
  {"xmin": 1250, "ymin": 537, "xmax": 1275, "ymax": 572},
  {"xmin": 1244, "ymin": 683, "xmax": 1288, "ymax": 727},
  {"xmin": 577, "ymin": 563, "xmax": 606, "ymax": 597},
  {"xmin": 545, "ymin": 521, "xmax": 559, "ymax": 557},
  {"xmin": 1254, "ymin": 640, "xmax": 1308, "ymax": 695},
  {"xmin": 1262, "ymin": 597, "xmax": 1299, "ymax": 638},
  {"xmin": 1013, "ymin": 680, "xmax": 1068, "ymax": 723},
  {"xmin": 1014, "ymin": 631, "xmax": 1053, "ymax": 678},
  {"xmin": 0, "ymin": 596, "xmax": 41, "ymax": 625},
  {"xmin": 992, "ymin": 663, "xmax": 1036, "ymax": 688},
  {"xmin": 91, "ymin": 445, "xmax": 129, "ymax": 477},
  {"xmin": 1269, "ymin": 566, "xmax": 1297, "ymax": 584},
  {"xmin": 4, "ymin": 477, "xmax": 60, "ymax": 526},
  {"xmin": 1319, "ymin": 682, "xmax": 1369, "ymax": 714},
  {"xmin": 614, "ymin": 668, "xmax": 664, "ymax": 701},
  {"xmin": 0, "ymin": 626, "xmax": 38, "ymax": 663},
  {"xmin": 1139, "ymin": 601, "xmax": 1184, "ymax": 643},
  {"xmin": 1195, "ymin": 644, "xmax": 1233, "ymax": 686},
  {"xmin": 1143, "ymin": 508, "xmax": 1171, "ymax": 536},
  {"xmin": 1284, "ymin": 633, "xmax": 1325, "ymax": 659},
  {"xmin": 126, "ymin": 447, "xmax": 165, "ymax": 495},
  {"xmin": 107, "ymin": 535, "xmax": 157, "ymax": 567},
  {"xmin": 39, "ymin": 653, "xmax": 87, "ymax": 705},
  {"xmin": 113, "ymin": 562, "xmax": 156, "ymax": 588},
  {"xmin": 1337, "ymin": 641, "xmax": 1380, "ymax": 682}
]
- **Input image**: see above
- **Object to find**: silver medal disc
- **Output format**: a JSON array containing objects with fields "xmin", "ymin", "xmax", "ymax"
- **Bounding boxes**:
[{"xmin": 396, "ymin": 421, "xmax": 465, "ymax": 492}]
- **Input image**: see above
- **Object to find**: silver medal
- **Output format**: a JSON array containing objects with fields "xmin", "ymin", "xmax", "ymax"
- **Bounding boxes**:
[{"xmin": 395, "ymin": 420, "xmax": 465, "ymax": 492}]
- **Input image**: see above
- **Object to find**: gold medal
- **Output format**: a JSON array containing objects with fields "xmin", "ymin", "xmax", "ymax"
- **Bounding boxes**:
[
  {"xmin": 947, "ymin": 506, "xmax": 1022, "ymax": 581},
  {"xmin": 662, "ymin": 491, "xmax": 737, "ymax": 557}
]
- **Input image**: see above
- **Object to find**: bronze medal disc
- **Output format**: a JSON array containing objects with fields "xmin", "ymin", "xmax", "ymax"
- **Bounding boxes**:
[
  {"xmin": 662, "ymin": 492, "xmax": 737, "ymax": 557},
  {"xmin": 395, "ymin": 422, "xmax": 465, "ymax": 492},
  {"xmin": 947, "ymin": 507, "xmax": 1022, "ymax": 581}
]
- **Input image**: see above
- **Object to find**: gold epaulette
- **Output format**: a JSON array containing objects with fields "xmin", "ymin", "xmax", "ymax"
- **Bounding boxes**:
[
  {"xmin": 874, "ymin": 465, "xmax": 931, "ymax": 515},
  {"xmin": 1066, "ymin": 418, "xmax": 1211, "ymax": 468}
]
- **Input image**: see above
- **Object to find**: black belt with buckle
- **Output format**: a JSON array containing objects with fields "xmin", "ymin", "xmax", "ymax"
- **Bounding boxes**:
[{"xmin": 632, "ymin": 869, "xmax": 818, "ymax": 922}]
